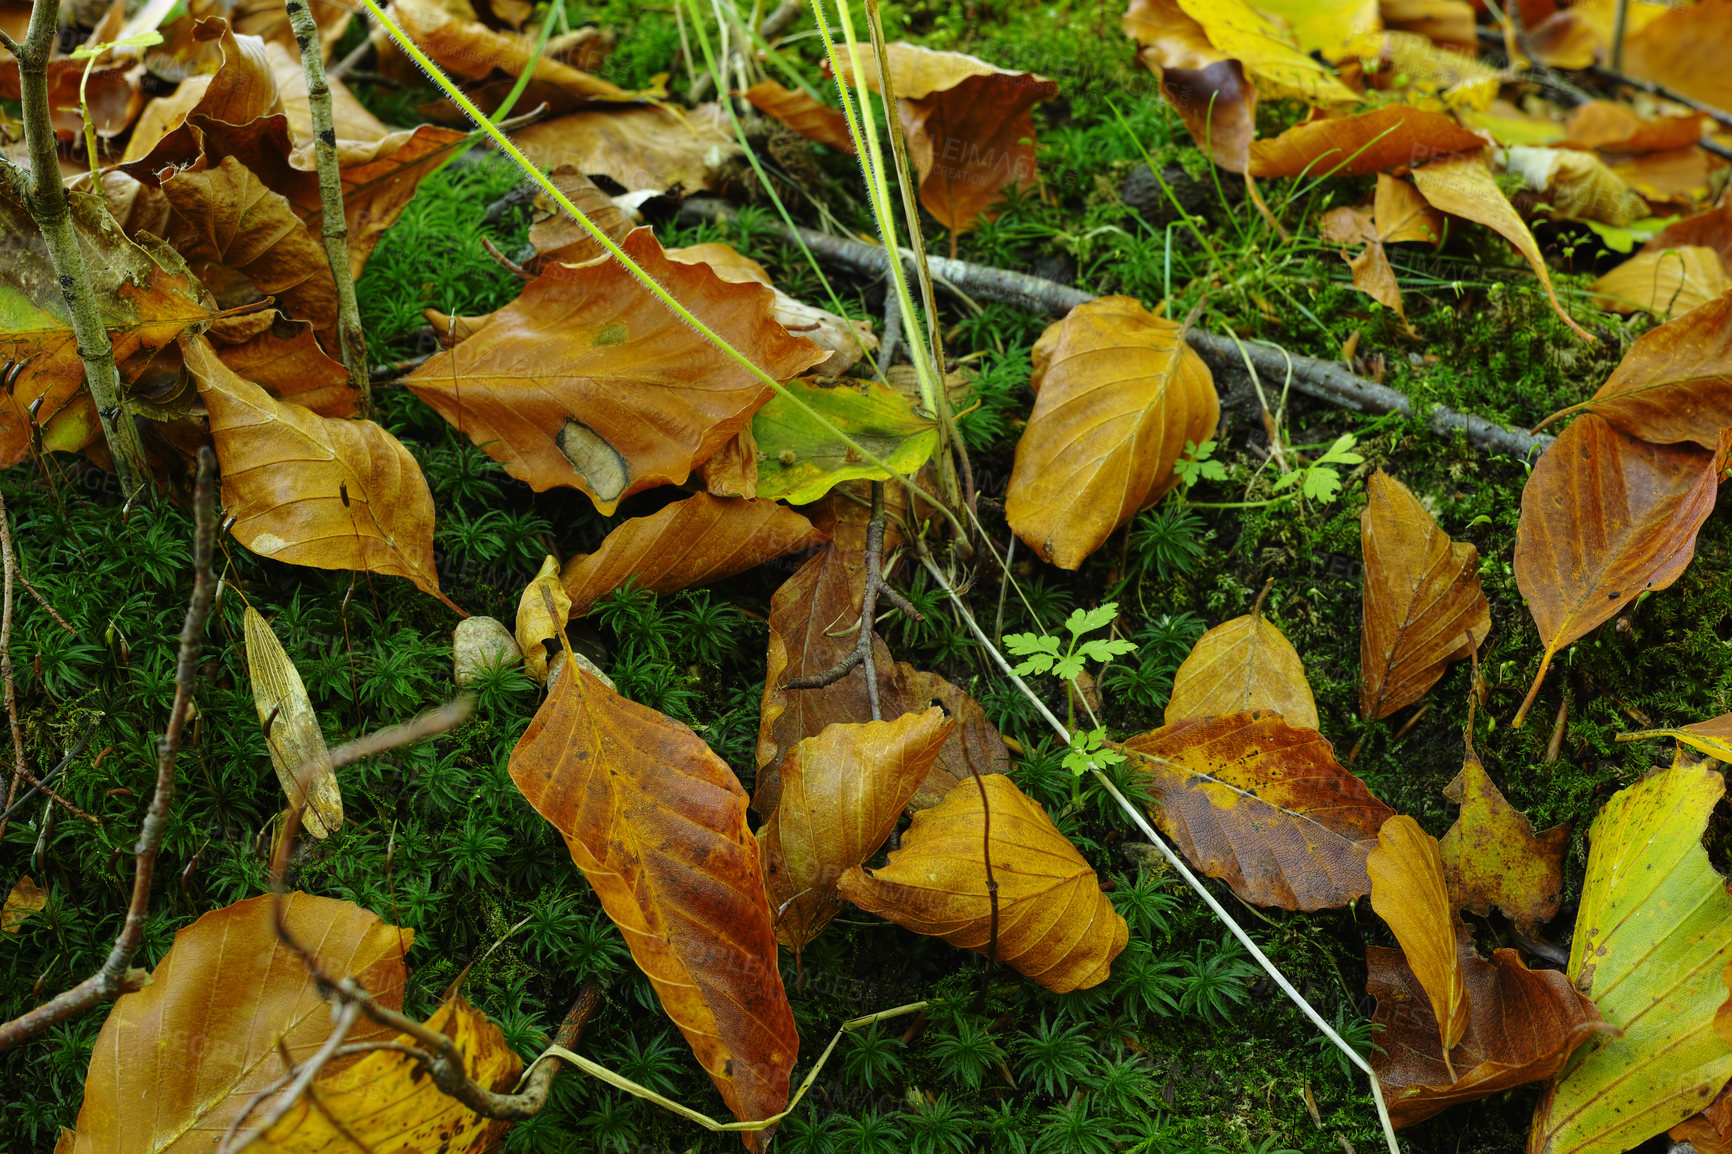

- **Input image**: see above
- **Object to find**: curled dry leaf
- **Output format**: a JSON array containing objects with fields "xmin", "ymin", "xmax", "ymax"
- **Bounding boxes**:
[
  {"xmin": 743, "ymin": 80, "xmax": 855, "ymax": 154},
  {"xmin": 188, "ymin": 336, "xmax": 453, "ymax": 607},
  {"xmin": 561, "ymin": 493, "xmax": 826, "ymax": 618},
  {"xmin": 756, "ymin": 494, "xmax": 898, "ymax": 816},
  {"xmin": 1591, "ymin": 246, "xmax": 1730, "ymax": 319},
  {"xmin": 1166, "ymin": 606, "xmax": 1318, "ymax": 730},
  {"xmin": 1367, "ymin": 815, "xmax": 1468, "ymax": 1076},
  {"xmin": 1120, "ymin": 712, "xmax": 1395, "ymax": 910},
  {"xmin": 757, "ymin": 709, "xmax": 955, "ymax": 952},
  {"xmin": 1556, "ymin": 291, "xmax": 1732, "ymax": 449},
  {"xmin": 524, "ymin": 165, "xmax": 633, "ymax": 269},
  {"xmin": 66, "ymin": 893, "xmax": 411, "ymax": 1154},
  {"xmin": 516, "ymin": 555, "xmax": 572, "ymax": 684},
  {"xmin": 1607, "ymin": 145, "xmax": 1724, "ymax": 210},
  {"xmin": 266, "ymin": 40, "xmax": 390, "ymax": 149},
  {"xmin": 205, "ymin": 310, "xmax": 357, "ymax": 418},
  {"xmin": 1368, "ymin": 945, "xmax": 1604, "ymax": 1129},
  {"xmin": 1323, "ymin": 175, "xmax": 1442, "ymax": 323},
  {"xmin": 1562, "ymin": 100, "xmax": 1705, "ymax": 153},
  {"xmin": 158, "ymin": 154, "xmax": 339, "ymax": 331},
  {"xmin": 888, "ymin": 667, "xmax": 1012, "ymax": 810},
  {"xmin": 1501, "ymin": 146, "xmax": 1649, "ymax": 227},
  {"xmin": 1122, "ymin": 0, "xmax": 1256, "ymax": 171},
  {"xmin": 509, "ymin": 660, "xmax": 798, "ymax": 1148},
  {"xmin": 1248, "ymin": 106, "xmax": 1483, "ymax": 179},
  {"xmin": 405, "ymin": 228, "xmax": 824, "ymax": 515},
  {"xmin": 122, "ymin": 19, "xmax": 280, "ymax": 165},
  {"xmin": 1530, "ymin": 757, "xmax": 1732, "ymax": 1154},
  {"xmin": 244, "ymin": 606, "xmax": 343, "ymax": 839},
  {"xmin": 1359, "ymin": 469, "xmax": 1489, "ymax": 721},
  {"xmin": 1, "ymin": 874, "xmax": 46, "ymax": 933},
  {"xmin": 1411, "ymin": 151, "xmax": 1595, "ymax": 342},
  {"xmin": 1006, "ymin": 295, "xmax": 1219, "ymax": 570},
  {"xmin": 837, "ymin": 773, "xmax": 1129, "ymax": 993},
  {"xmin": 260, "ymin": 996, "xmax": 517, "ymax": 1154},
  {"xmin": 840, "ymin": 42, "xmax": 1058, "ymax": 232},
  {"xmin": 0, "ymin": 180, "xmax": 213, "ymax": 468},
  {"xmin": 1439, "ymin": 751, "xmax": 1568, "ymax": 934},
  {"xmin": 512, "ymin": 104, "xmax": 740, "ymax": 194},
  {"xmin": 1512, "ymin": 414, "xmax": 1722, "ymax": 726}
]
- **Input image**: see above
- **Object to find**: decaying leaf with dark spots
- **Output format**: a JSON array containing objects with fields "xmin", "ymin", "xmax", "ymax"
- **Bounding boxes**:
[{"xmin": 1438, "ymin": 751, "xmax": 1568, "ymax": 934}]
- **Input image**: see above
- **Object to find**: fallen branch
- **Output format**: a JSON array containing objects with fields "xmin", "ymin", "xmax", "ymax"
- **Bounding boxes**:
[
  {"xmin": 677, "ymin": 199, "xmax": 1556, "ymax": 460},
  {"xmin": 285, "ymin": 0, "xmax": 374, "ymax": 419},
  {"xmin": 0, "ymin": 0, "xmax": 154, "ymax": 501},
  {"xmin": 0, "ymin": 447, "xmax": 217, "ymax": 1054}
]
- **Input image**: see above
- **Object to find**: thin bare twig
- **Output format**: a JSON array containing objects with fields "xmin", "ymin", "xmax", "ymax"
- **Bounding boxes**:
[
  {"xmin": 0, "ymin": 447, "xmax": 217, "ymax": 1054},
  {"xmin": 781, "ymin": 482, "xmax": 920, "ymax": 721}
]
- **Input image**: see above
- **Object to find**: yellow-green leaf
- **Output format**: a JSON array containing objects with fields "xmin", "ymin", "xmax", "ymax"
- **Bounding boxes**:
[
  {"xmin": 1620, "ymin": 712, "xmax": 1732, "ymax": 765},
  {"xmin": 1529, "ymin": 757, "xmax": 1732, "ymax": 1154},
  {"xmin": 751, "ymin": 378, "xmax": 938, "ymax": 504}
]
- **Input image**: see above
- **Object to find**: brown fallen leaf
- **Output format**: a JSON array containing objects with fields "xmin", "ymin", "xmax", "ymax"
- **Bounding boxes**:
[
  {"xmin": 840, "ymin": 42, "xmax": 1058, "ymax": 232},
  {"xmin": 122, "ymin": 19, "xmax": 281, "ymax": 165},
  {"xmin": 259, "ymin": 996, "xmax": 517, "ymax": 1154},
  {"xmin": 1166, "ymin": 601, "xmax": 1318, "ymax": 729},
  {"xmin": 0, "ymin": 59, "xmax": 138, "ymax": 142},
  {"xmin": 758, "ymin": 709, "xmax": 956, "ymax": 952},
  {"xmin": 244, "ymin": 606, "xmax": 343, "ymax": 838},
  {"xmin": 1323, "ymin": 175, "xmax": 1443, "ymax": 323},
  {"xmin": 1005, "ymin": 295, "xmax": 1219, "ymax": 570},
  {"xmin": 744, "ymin": 80, "xmax": 855, "ymax": 154},
  {"xmin": 509, "ymin": 659, "xmax": 798, "ymax": 1148},
  {"xmin": 511, "ymin": 104, "xmax": 740, "ymax": 194},
  {"xmin": 0, "ymin": 179, "xmax": 214, "ymax": 469},
  {"xmin": 204, "ymin": 310, "xmax": 357, "ymax": 419},
  {"xmin": 1513, "ymin": 415, "xmax": 1724, "ymax": 726},
  {"xmin": 1379, "ymin": 0, "xmax": 1476, "ymax": 49},
  {"xmin": 561, "ymin": 493, "xmax": 825, "ymax": 617},
  {"xmin": 266, "ymin": 39, "xmax": 389, "ymax": 148},
  {"xmin": 66, "ymin": 892, "xmax": 411, "ymax": 1154},
  {"xmin": 524, "ymin": 165, "xmax": 634, "ymax": 270},
  {"xmin": 1411, "ymin": 151, "xmax": 1595, "ymax": 342},
  {"xmin": 2, "ymin": 875, "xmax": 46, "ymax": 932},
  {"xmin": 887, "ymin": 665, "xmax": 1012, "ymax": 810},
  {"xmin": 1121, "ymin": 0, "xmax": 1256, "ymax": 171},
  {"xmin": 1368, "ymin": 815, "xmax": 1469, "ymax": 1076},
  {"xmin": 188, "ymin": 335, "xmax": 453, "ymax": 607},
  {"xmin": 1646, "ymin": 203, "xmax": 1732, "ymax": 269},
  {"xmin": 1121, "ymin": 712, "xmax": 1395, "ymax": 910},
  {"xmin": 1623, "ymin": 0, "xmax": 1732, "ymax": 118},
  {"xmin": 1562, "ymin": 100, "xmax": 1705, "ymax": 153},
  {"xmin": 516, "ymin": 555, "xmax": 572, "ymax": 684},
  {"xmin": 405, "ymin": 228, "xmax": 824, "ymax": 514},
  {"xmin": 1590, "ymin": 246, "xmax": 1730, "ymax": 319},
  {"xmin": 158, "ymin": 154, "xmax": 338, "ymax": 331},
  {"xmin": 1439, "ymin": 751, "xmax": 1568, "ymax": 934},
  {"xmin": 1367, "ymin": 944, "xmax": 1605, "ymax": 1128},
  {"xmin": 1609, "ymin": 145, "xmax": 1726, "ymax": 209},
  {"xmin": 1673, "ymin": 1085, "xmax": 1732, "ymax": 1154},
  {"xmin": 1359, "ymin": 469, "xmax": 1489, "ymax": 721},
  {"xmin": 1554, "ymin": 290, "xmax": 1732, "ymax": 450},
  {"xmin": 837, "ymin": 773, "xmax": 1129, "ymax": 992},
  {"xmin": 1249, "ymin": 106, "xmax": 1483, "ymax": 179},
  {"xmin": 756, "ymin": 494, "xmax": 897, "ymax": 817}
]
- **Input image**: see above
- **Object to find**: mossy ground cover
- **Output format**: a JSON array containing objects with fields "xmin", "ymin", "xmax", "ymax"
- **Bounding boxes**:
[{"xmin": 4, "ymin": 2, "xmax": 1729, "ymax": 1152}]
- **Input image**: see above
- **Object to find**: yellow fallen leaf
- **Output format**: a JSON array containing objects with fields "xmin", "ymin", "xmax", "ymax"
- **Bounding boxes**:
[{"xmin": 244, "ymin": 606, "xmax": 343, "ymax": 839}]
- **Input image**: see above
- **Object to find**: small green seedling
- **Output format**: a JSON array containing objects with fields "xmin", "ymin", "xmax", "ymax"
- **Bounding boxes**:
[
  {"xmin": 1173, "ymin": 439, "xmax": 1229, "ymax": 492},
  {"xmin": 70, "ymin": 30, "xmax": 162, "ymax": 181},
  {"xmin": 1271, "ymin": 432, "xmax": 1364, "ymax": 504},
  {"xmin": 1004, "ymin": 604, "xmax": 1136, "ymax": 775}
]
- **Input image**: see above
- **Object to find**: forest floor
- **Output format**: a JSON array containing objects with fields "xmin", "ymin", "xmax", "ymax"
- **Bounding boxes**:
[{"xmin": 3, "ymin": 1, "xmax": 1730, "ymax": 1153}]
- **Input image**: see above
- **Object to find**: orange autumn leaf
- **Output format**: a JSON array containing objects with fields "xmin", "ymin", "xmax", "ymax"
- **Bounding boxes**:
[
  {"xmin": 561, "ymin": 493, "xmax": 826, "ymax": 617},
  {"xmin": 1359, "ymin": 470, "xmax": 1489, "ymax": 721},
  {"xmin": 1368, "ymin": 815, "xmax": 1468, "ymax": 1077},
  {"xmin": 1646, "ymin": 203, "xmax": 1732, "ymax": 269},
  {"xmin": 744, "ymin": 80, "xmax": 855, "ymax": 153},
  {"xmin": 1411, "ymin": 151, "xmax": 1595, "ymax": 342},
  {"xmin": 1591, "ymin": 246, "xmax": 1730, "ymax": 320},
  {"xmin": 205, "ymin": 311, "xmax": 357, "ymax": 418},
  {"xmin": 524, "ymin": 166, "xmax": 633, "ymax": 270},
  {"xmin": 509, "ymin": 659, "xmax": 797, "ymax": 1148},
  {"xmin": 1623, "ymin": 0, "xmax": 1732, "ymax": 120},
  {"xmin": 1166, "ymin": 605, "xmax": 1318, "ymax": 730},
  {"xmin": 1673, "ymin": 1087, "xmax": 1732, "ymax": 1154},
  {"xmin": 1555, "ymin": 290, "xmax": 1732, "ymax": 450},
  {"xmin": 1249, "ymin": 106, "xmax": 1482, "ymax": 179},
  {"xmin": 405, "ymin": 227, "xmax": 825, "ymax": 515},
  {"xmin": 66, "ymin": 893, "xmax": 412, "ymax": 1154},
  {"xmin": 1323, "ymin": 175, "xmax": 1441, "ymax": 322},
  {"xmin": 259, "ymin": 997, "xmax": 517, "ymax": 1154},
  {"xmin": 188, "ymin": 336, "xmax": 453, "ymax": 607},
  {"xmin": 888, "ymin": 666, "xmax": 1012, "ymax": 810},
  {"xmin": 1439, "ymin": 750, "xmax": 1569, "ymax": 934},
  {"xmin": 1122, "ymin": 0, "xmax": 1256, "ymax": 171},
  {"xmin": 840, "ymin": 42, "xmax": 1058, "ymax": 232},
  {"xmin": 1562, "ymin": 100, "xmax": 1706, "ymax": 153},
  {"xmin": 1512, "ymin": 415, "xmax": 1724, "ymax": 726},
  {"xmin": 758, "ymin": 709, "xmax": 955, "ymax": 952},
  {"xmin": 1367, "ymin": 944, "xmax": 1604, "ymax": 1128},
  {"xmin": 1006, "ymin": 296, "xmax": 1219, "ymax": 570},
  {"xmin": 837, "ymin": 773, "xmax": 1128, "ymax": 992},
  {"xmin": 1121, "ymin": 712, "xmax": 1395, "ymax": 910}
]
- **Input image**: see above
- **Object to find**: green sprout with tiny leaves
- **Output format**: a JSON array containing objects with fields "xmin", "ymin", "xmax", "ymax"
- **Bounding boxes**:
[{"xmin": 1004, "ymin": 604, "xmax": 1136, "ymax": 775}]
